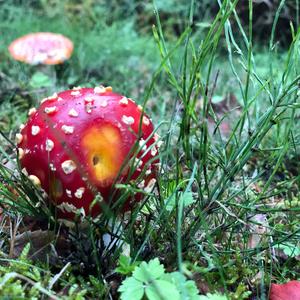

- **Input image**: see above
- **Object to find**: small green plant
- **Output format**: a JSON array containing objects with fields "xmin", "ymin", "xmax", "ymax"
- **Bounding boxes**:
[
  {"xmin": 115, "ymin": 254, "xmax": 141, "ymax": 276},
  {"xmin": 118, "ymin": 258, "xmax": 201, "ymax": 300}
]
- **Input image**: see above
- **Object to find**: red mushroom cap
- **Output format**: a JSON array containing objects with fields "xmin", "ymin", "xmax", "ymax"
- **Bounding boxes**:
[
  {"xmin": 9, "ymin": 32, "xmax": 73, "ymax": 65},
  {"xmin": 17, "ymin": 86, "xmax": 159, "ymax": 218}
]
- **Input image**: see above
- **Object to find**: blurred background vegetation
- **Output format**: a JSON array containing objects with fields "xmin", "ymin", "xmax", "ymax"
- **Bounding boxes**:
[
  {"xmin": 0, "ymin": 0, "xmax": 299, "ymax": 116},
  {"xmin": 0, "ymin": 0, "xmax": 298, "ymax": 133}
]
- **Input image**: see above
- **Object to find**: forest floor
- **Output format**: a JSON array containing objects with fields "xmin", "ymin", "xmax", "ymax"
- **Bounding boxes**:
[{"xmin": 0, "ymin": 1, "xmax": 299, "ymax": 299}]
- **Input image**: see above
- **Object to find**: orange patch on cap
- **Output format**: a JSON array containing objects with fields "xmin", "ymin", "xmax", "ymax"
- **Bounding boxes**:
[{"xmin": 82, "ymin": 124, "xmax": 124, "ymax": 187}]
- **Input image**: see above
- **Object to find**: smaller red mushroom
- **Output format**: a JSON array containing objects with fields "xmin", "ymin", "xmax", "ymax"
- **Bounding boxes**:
[
  {"xmin": 17, "ymin": 86, "xmax": 160, "ymax": 218},
  {"xmin": 8, "ymin": 32, "xmax": 73, "ymax": 65}
]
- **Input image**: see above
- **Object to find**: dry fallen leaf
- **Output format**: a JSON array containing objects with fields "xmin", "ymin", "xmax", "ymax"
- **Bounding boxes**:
[
  {"xmin": 270, "ymin": 280, "xmax": 300, "ymax": 300},
  {"xmin": 13, "ymin": 230, "xmax": 55, "ymax": 259},
  {"xmin": 12, "ymin": 229, "xmax": 70, "ymax": 263}
]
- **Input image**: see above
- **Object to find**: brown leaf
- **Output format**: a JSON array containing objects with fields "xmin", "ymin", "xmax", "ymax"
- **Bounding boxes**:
[
  {"xmin": 13, "ymin": 230, "xmax": 55, "ymax": 259},
  {"xmin": 270, "ymin": 281, "xmax": 300, "ymax": 300},
  {"xmin": 12, "ymin": 229, "xmax": 71, "ymax": 264}
]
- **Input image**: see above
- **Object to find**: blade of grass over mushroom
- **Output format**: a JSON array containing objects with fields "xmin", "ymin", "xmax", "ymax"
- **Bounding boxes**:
[{"xmin": 103, "ymin": 22, "xmax": 194, "ymax": 240}]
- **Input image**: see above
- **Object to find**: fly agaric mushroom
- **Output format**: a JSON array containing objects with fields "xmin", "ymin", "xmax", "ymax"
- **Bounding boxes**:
[
  {"xmin": 17, "ymin": 86, "xmax": 159, "ymax": 218},
  {"xmin": 8, "ymin": 32, "xmax": 73, "ymax": 65}
]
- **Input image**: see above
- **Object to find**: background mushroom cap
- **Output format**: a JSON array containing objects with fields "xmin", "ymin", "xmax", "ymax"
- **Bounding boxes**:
[
  {"xmin": 8, "ymin": 32, "xmax": 73, "ymax": 65},
  {"xmin": 18, "ymin": 87, "xmax": 158, "ymax": 218}
]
